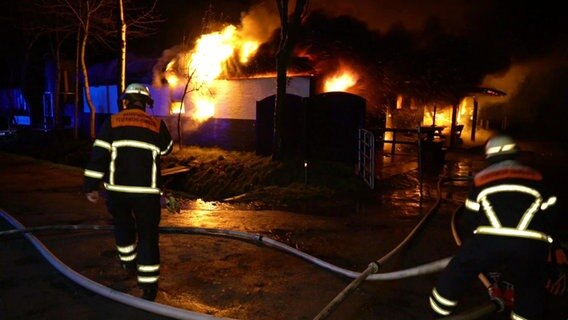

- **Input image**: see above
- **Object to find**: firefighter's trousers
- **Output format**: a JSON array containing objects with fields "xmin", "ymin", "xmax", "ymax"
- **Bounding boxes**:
[
  {"xmin": 106, "ymin": 191, "xmax": 161, "ymax": 289},
  {"xmin": 431, "ymin": 235, "xmax": 549, "ymax": 319}
]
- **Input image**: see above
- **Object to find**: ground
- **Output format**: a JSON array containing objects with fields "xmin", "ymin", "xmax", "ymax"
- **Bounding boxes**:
[{"xmin": 0, "ymin": 135, "xmax": 567, "ymax": 320}]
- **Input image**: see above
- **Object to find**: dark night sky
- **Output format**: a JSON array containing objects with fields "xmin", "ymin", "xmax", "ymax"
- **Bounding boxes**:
[{"xmin": 129, "ymin": 0, "xmax": 256, "ymax": 57}]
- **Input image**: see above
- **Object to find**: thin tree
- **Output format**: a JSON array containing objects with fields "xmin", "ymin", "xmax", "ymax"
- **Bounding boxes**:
[
  {"xmin": 25, "ymin": 0, "xmax": 116, "ymax": 140},
  {"xmin": 70, "ymin": 0, "xmax": 113, "ymax": 139},
  {"xmin": 117, "ymin": 0, "xmax": 161, "ymax": 94},
  {"xmin": 273, "ymin": 0, "xmax": 309, "ymax": 160},
  {"xmin": 119, "ymin": 0, "xmax": 125, "ymax": 94}
]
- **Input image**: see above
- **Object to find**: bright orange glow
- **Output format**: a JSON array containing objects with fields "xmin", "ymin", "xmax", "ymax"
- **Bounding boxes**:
[
  {"xmin": 192, "ymin": 95, "xmax": 215, "ymax": 121},
  {"xmin": 239, "ymin": 41, "xmax": 260, "ymax": 64},
  {"xmin": 423, "ymin": 105, "xmax": 453, "ymax": 132},
  {"xmin": 422, "ymin": 98, "xmax": 473, "ymax": 136},
  {"xmin": 190, "ymin": 25, "xmax": 237, "ymax": 82},
  {"xmin": 324, "ymin": 68, "xmax": 358, "ymax": 92},
  {"xmin": 396, "ymin": 95, "xmax": 403, "ymax": 109},
  {"xmin": 164, "ymin": 24, "xmax": 261, "ymax": 123},
  {"xmin": 165, "ymin": 61, "xmax": 179, "ymax": 86},
  {"xmin": 170, "ymin": 101, "xmax": 185, "ymax": 114}
]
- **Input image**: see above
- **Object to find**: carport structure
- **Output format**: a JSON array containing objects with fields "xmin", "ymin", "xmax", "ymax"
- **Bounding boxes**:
[{"xmin": 449, "ymin": 86, "xmax": 506, "ymax": 147}]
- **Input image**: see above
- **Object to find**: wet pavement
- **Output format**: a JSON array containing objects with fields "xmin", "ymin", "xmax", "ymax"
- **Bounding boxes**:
[{"xmin": 0, "ymin": 142, "xmax": 567, "ymax": 320}]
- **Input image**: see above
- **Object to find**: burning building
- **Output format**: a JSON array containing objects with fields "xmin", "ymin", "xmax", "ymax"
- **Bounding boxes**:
[{"xmin": 82, "ymin": 0, "xmax": 567, "ymax": 156}]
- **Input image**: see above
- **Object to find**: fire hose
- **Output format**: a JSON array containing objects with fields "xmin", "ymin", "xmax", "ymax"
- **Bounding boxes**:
[
  {"xmin": 0, "ymin": 208, "xmax": 452, "ymax": 320},
  {"xmin": 312, "ymin": 172, "xmax": 507, "ymax": 320},
  {"xmin": 312, "ymin": 174, "xmax": 449, "ymax": 320}
]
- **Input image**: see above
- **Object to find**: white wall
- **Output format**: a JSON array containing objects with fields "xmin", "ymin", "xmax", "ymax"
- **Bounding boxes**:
[
  {"xmin": 196, "ymin": 77, "xmax": 311, "ymax": 120},
  {"xmin": 85, "ymin": 76, "xmax": 312, "ymax": 120}
]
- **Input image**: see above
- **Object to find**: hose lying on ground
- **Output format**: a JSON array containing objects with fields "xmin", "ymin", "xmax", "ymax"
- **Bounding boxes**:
[
  {"xmin": 0, "ymin": 208, "xmax": 452, "ymax": 320},
  {"xmin": 313, "ymin": 174, "xmax": 449, "ymax": 320},
  {"xmin": 0, "ymin": 221, "xmax": 453, "ymax": 281},
  {"xmin": 0, "ymin": 208, "xmax": 233, "ymax": 320}
]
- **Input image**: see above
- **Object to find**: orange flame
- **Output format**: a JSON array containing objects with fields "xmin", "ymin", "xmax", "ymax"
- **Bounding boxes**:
[
  {"xmin": 323, "ymin": 68, "xmax": 358, "ymax": 92},
  {"xmin": 166, "ymin": 24, "xmax": 260, "ymax": 121}
]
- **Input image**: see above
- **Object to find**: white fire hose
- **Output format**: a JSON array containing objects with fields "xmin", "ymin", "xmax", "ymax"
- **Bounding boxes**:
[{"xmin": 1, "ymin": 208, "xmax": 452, "ymax": 320}]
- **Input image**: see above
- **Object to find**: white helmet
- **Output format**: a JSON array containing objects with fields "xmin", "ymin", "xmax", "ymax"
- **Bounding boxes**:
[
  {"xmin": 122, "ymin": 83, "xmax": 153, "ymax": 107},
  {"xmin": 485, "ymin": 134, "xmax": 519, "ymax": 159}
]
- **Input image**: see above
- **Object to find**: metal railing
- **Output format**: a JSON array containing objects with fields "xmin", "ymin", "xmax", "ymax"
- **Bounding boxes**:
[
  {"xmin": 357, "ymin": 128, "xmax": 375, "ymax": 189},
  {"xmin": 372, "ymin": 126, "xmax": 446, "ymax": 157}
]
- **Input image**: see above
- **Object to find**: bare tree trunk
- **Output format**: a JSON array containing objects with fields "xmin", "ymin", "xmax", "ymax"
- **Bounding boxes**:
[
  {"xmin": 273, "ymin": 0, "xmax": 308, "ymax": 160},
  {"xmin": 274, "ymin": 50, "xmax": 287, "ymax": 160},
  {"xmin": 54, "ymin": 35, "xmax": 62, "ymax": 129},
  {"xmin": 118, "ymin": 0, "xmax": 126, "ymax": 94},
  {"xmin": 80, "ymin": 18, "xmax": 97, "ymax": 140},
  {"xmin": 74, "ymin": 26, "xmax": 81, "ymax": 139},
  {"xmin": 273, "ymin": 0, "xmax": 288, "ymax": 160}
]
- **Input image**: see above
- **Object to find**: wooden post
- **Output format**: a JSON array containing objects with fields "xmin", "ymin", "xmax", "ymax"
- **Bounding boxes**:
[
  {"xmin": 391, "ymin": 131, "xmax": 397, "ymax": 156},
  {"xmin": 450, "ymin": 102, "xmax": 458, "ymax": 148},
  {"xmin": 471, "ymin": 96, "xmax": 478, "ymax": 142}
]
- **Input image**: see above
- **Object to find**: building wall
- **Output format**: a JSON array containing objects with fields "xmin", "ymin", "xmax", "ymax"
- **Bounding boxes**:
[
  {"xmin": 201, "ymin": 77, "xmax": 311, "ymax": 120},
  {"xmin": 82, "ymin": 77, "xmax": 312, "ymax": 151},
  {"xmin": 84, "ymin": 77, "xmax": 311, "ymax": 119}
]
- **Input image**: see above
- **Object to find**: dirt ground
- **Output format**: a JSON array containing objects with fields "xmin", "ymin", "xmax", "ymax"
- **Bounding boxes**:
[{"xmin": 0, "ymin": 145, "xmax": 567, "ymax": 320}]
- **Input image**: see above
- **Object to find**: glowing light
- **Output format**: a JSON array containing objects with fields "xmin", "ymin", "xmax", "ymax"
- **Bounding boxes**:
[
  {"xmin": 192, "ymin": 96, "xmax": 215, "ymax": 122},
  {"xmin": 190, "ymin": 25, "xmax": 237, "ymax": 82},
  {"xmin": 165, "ymin": 61, "xmax": 179, "ymax": 86},
  {"xmin": 164, "ymin": 24, "xmax": 261, "ymax": 123},
  {"xmin": 324, "ymin": 69, "xmax": 358, "ymax": 92},
  {"xmin": 170, "ymin": 101, "xmax": 185, "ymax": 114},
  {"xmin": 239, "ymin": 41, "xmax": 260, "ymax": 64},
  {"xmin": 396, "ymin": 95, "xmax": 403, "ymax": 109}
]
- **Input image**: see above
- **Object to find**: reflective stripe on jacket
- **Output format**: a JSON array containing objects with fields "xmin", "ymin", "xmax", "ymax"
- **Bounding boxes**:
[
  {"xmin": 464, "ymin": 160, "xmax": 557, "ymax": 243},
  {"xmin": 84, "ymin": 109, "xmax": 173, "ymax": 194}
]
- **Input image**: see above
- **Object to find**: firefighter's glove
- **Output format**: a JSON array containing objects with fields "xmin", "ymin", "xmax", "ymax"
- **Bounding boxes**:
[
  {"xmin": 554, "ymin": 248, "xmax": 568, "ymax": 265},
  {"xmin": 86, "ymin": 191, "xmax": 99, "ymax": 203},
  {"xmin": 487, "ymin": 285, "xmax": 505, "ymax": 312},
  {"xmin": 162, "ymin": 195, "xmax": 180, "ymax": 214},
  {"xmin": 168, "ymin": 196, "xmax": 181, "ymax": 213},
  {"xmin": 548, "ymin": 242, "xmax": 568, "ymax": 266},
  {"xmin": 501, "ymin": 281, "xmax": 515, "ymax": 309}
]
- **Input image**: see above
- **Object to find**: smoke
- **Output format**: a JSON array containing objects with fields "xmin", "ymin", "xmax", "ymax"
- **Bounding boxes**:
[
  {"xmin": 239, "ymin": 2, "xmax": 281, "ymax": 46},
  {"xmin": 479, "ymin": 53, "xmax": 568, "ymax": 139}
]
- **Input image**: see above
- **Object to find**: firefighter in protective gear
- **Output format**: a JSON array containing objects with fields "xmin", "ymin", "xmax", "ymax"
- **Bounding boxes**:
[
  {"xmin": 429, "ymin": 134, "xmax": 559, "ymax": 319},
  {"xmin": 84, "ymin": 83, "xmax": 173, "ymax": 301}
]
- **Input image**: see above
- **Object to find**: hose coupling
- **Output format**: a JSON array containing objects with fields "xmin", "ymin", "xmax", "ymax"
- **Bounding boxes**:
[{"xmin": 368, "ymin": 262, "xmax": 380, "ymax": 273}]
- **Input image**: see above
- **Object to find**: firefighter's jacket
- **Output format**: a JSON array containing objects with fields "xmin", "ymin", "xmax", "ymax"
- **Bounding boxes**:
[
  {"xmin": 464, "ymin": 159, "xmax": 558, "ymax": 243},
  {"xmin": 84, "ymin": 108, "xmax": 173, "ymax": 194}
]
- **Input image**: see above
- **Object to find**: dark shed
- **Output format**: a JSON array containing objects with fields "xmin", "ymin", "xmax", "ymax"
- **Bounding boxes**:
[
  {"xmin": 306, "ymin": 92, "xmax": 365, "ymax": 164},
  {"xmin": 255, "ymin": 94, "xmax": 306, "ymax": 157}
]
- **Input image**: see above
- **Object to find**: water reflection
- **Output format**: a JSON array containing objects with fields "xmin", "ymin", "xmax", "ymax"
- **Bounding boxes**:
[{"xmin": 166, "ymin": 157, "xmax": 484, "ymax": 223}]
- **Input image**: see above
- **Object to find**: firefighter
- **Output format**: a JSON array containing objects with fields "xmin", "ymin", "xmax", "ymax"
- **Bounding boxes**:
[
  {"xmin": 84, "ymin": 83, "xmax": 173, "ymax": 301},
  {"xmin": 429, "ymin": 134, "xmax": 559, "ymax": 319}
]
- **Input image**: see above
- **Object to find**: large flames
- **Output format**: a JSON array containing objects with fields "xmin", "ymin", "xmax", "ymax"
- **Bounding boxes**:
[
  {"xmin": 164, "ymin": 24, "xmax": 260, "ymax": 121},
  {"xmin": 323, "ymin": 67, "xmax": 358, "ymax": 92},
  {"xmin": 163, "ymin": 22, "xmax": 360, "ymax": 123}
]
